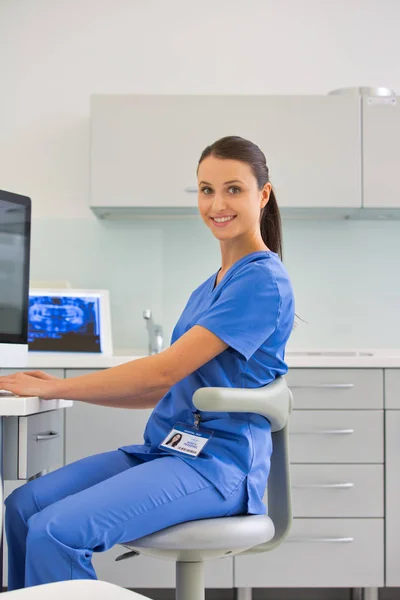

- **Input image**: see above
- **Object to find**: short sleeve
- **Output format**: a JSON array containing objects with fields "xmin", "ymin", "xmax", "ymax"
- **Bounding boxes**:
[{"xmin": 195, "ymin": 264, "xmax": 282, "ymax": 361}]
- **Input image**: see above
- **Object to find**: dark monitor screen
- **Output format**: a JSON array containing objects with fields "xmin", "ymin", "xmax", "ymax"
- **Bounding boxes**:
[{"xmin": 0, "ymin": 190, "xmax": 31, "ymax": 345}]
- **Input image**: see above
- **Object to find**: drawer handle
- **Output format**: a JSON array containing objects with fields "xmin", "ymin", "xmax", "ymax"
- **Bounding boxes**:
[
  {"xmin": 293, "ymin": 482, "xmax": 354, "ymax": 489},
  {"xmin": 36, "ymin": 431, "xmax": 60, "ymax": 442},
  {"xmin": 289, "ymin": 537, "xmax": 355, "ymax": 544},
  {"xmin": 184, "ymin": 186, "xmax": 198, "ymax": 193},
  {"xmin": 290, "ymin": 384, "xmax": 355, "ymax": 389},
  {"xmin": 291, "ymin": 429, "xmax": 355, "ymax": 435}
]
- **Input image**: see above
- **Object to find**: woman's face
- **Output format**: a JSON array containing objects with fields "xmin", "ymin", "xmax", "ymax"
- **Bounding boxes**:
[
  {"xmin": 197, "ymin": 156, "xmax": 271, "ymax": 242},
  {"xmin": 172, "ymin": 434, "xmax": 181, "ymax": 444}
]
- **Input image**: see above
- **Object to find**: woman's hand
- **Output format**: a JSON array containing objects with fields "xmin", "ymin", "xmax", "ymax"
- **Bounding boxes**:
[{"xmin": 0, "ymin": 371, "xmax": 61, "ymax": 399}]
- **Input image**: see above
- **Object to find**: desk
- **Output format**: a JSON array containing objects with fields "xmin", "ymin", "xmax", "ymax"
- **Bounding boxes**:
[{"xmin": 0, "ymin": 397, "xmax": 72, "ymax": 590}]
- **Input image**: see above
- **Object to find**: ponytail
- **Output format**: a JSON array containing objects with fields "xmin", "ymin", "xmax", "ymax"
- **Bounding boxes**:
[{"xmin": 260, "ymin": 186, "xmax": 283, "ymax": 260}]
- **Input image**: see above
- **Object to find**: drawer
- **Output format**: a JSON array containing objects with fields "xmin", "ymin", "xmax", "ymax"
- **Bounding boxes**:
[
  {"xmin": 286, "ymin": 369, "xmax": 383, "ymax": 409},
  {"xmin": 289, "ymin": 410, "xmax": 383, "ymax": 463},
  {"xmin": 0, "ymin": 368, "xmax": 64, "ymax": 378},
  {"xmin": 291, "ymin": 464, "xmax": 383, "ymax": 517},
  {"xmin": 385, "ymin": 369, "xmax": 400, "ymax": 408},
  {"xmin": 234, "ymin": 518, "xmax": 384, "ymax": 588},
  {"xmin": 3, "ymin": 410, "xmax": 64, "ymax": 479}
]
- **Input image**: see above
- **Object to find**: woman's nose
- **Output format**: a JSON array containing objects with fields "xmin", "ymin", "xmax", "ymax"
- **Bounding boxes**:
[{"xmin": 212, "ymin": 193, "xmax": 228, "ymax": 210}]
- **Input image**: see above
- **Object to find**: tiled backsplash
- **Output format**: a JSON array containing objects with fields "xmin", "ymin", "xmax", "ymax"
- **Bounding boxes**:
[{"xmin": 30, "ymin": 217, "xmax": 400, "ymax": 352}]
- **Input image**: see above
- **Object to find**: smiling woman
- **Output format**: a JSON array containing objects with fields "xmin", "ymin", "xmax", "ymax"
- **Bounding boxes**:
[
  {"xmin": 197, "ymin": 135, "xmax": 283, "ymax": 261},
  {"xmin": 1, "ymin": 135, "xmax": 295, "ymax": 591}
]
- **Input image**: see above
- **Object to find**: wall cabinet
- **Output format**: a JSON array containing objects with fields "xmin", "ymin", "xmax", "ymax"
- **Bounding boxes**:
[
  {"xmin": 90, "ymin": 94, "xmax": 361, "ymax": 214},
  {"xmin": 362, "ymin": 96, "xmax": 400, "ymax": 208}
]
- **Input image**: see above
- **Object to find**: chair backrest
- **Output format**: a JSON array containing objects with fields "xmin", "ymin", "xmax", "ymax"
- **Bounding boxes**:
[{"xmin": 192, "ymin": 376, "xmax": 293, "ymax": 554}]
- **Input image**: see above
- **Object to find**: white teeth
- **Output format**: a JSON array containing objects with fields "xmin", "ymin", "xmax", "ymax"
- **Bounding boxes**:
[{"xmin": 213, "ymin": 216, "xmax": 235, "ymax": 223}]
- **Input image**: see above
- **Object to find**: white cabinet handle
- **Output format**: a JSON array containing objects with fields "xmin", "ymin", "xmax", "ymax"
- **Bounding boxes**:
[
  {"xmin": 290, "ymin": 384, "xmax": 355, "ymax": 389},
  {"xmin": 35, "ymin": 431, "xmax": 60, "ymax": 442},
  {"xmin": 289, "ymin": 537, "xmax": 354, "ymax": 544},
  {"xmin": 293, "ymin": 482, "xmax": 354, "ymax": 489},
  {"xmin": 184, "ymin": 186, "xmax": 198, "ymax": 193},
  {"xmin": 291, "ymin": 429, "xmax": 355, "ymax": 435}
]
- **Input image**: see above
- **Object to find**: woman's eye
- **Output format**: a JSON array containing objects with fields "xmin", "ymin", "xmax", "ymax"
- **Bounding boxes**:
[
  {"xmin": 200, "ymin": 187, "xmax": 213, "ymax": 195},
  {"xmin": 228, "ymin": 186, "xmax": 241, "ymax": 194}
]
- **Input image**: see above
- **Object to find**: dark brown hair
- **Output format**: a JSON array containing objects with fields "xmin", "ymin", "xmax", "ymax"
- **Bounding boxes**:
[{"xmin": 197, "ymin": 135, "xmax": 283, "ymax": 260}]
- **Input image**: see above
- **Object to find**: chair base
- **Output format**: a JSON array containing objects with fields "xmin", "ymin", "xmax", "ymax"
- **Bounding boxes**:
[
  {"xmin": 234, "ymin": 589, "xmax": 252, "ymax": 600},
  {"xmin": 176, "ymin": 561, "xmax": 204, "ymax": 600}
]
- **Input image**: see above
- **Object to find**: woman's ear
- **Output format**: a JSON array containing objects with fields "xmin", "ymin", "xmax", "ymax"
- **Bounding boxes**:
[{"xmin": 260, "ymin": 183, "xmax": 271, "ymax": 210}]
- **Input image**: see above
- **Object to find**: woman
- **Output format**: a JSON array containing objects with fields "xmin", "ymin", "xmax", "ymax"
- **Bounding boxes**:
[{"xmin": 0, "ymin": 135, "xmax": 295, "ymax": 590}]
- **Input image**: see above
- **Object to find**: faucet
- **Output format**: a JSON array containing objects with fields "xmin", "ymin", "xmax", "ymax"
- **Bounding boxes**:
[{"xmin": 143, "ymin": 309, "xmax": 163, "ymax": 355}]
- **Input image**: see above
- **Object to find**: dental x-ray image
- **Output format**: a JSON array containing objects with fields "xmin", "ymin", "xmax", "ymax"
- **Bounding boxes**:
[{"xmin": 28, "ymin": 295, "xmax": 102, "ymax": 352}]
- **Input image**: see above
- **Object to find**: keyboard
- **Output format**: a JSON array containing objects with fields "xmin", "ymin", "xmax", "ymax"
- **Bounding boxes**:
[{"xmin": 0, "ymin": 390, "xmax": 18, "ymax": 397}]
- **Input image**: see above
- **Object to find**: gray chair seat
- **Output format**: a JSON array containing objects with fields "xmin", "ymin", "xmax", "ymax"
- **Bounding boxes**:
[{"xmin": 122, "ymin": 514, "xmax": 275, "ymax": 562}]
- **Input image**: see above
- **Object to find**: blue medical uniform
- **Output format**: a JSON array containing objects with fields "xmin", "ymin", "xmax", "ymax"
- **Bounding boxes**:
[
  {"xmin": 120, "ymin": 250, "xmax": 295, "ymax": 513},
  {"xmin": 5, "ymin": 250, "xmax": 294, "ymax": 589}
]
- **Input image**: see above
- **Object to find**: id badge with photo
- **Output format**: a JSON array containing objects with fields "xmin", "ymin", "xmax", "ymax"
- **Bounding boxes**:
[{"xmin": 159, "ymin": 422, "xmax": 213, "ymax": 459}]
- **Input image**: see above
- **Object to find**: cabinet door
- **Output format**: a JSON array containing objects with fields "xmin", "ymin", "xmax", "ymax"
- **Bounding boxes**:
[
  {"xmin": 64, "ymin": 369, "xmax": 233, "ymax": 588},
  {"xmin": 385, "ymin": 410, "xmax": 400, "ymax": 585},
  {"xmin": 64, "ymin": 369, "xmax": 151, "ymax": 463},
  {"xmin": 289, "ymin": 410, "xmax": 383, "ymax": 463},
  {"xmin": 291, "ymin": 464, "xmax": 383, "ymax": 518},
  {"xmin": 90, "ymin": 94, "xmax": 361, "ymax": 211},
  {"xmin": 363, "ymin": 96, "xmax": 400, "ymax": 207},
  {"xmin": 234, "ymin": 518, "xmax": 384, "ymax": 588},
  {"xmin": 286, "ymin": 368, "xmax": 383, "ymax": 409},
  {"xmin": 3, "ymin": 480, "xmax": 26, "ymax": 588}
]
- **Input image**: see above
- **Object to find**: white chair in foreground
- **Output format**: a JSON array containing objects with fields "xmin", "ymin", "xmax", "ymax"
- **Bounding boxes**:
[
  {"xmin": 117, "ymin": 376, "xmax": 293, "ymax": 600},
  {"xmin": 0, "ymin": 470, "xmax": 150, "ymax": 599},
  {"xmin": 4, "ymin": 580, "xmax": 149, "ymax": 599}
]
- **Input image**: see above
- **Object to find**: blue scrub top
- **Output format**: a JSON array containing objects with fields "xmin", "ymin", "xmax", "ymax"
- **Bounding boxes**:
[{"xmin": 120, "ymin": 250, "xmax": 295, "ymax": 514}]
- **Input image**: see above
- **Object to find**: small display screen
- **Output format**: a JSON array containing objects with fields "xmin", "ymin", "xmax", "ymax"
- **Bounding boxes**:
[{"xmin": 28, "ymin": 295, "xmax": 102, "ymax": 353}]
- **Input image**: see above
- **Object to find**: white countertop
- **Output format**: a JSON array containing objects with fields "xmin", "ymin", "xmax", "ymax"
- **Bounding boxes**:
[
  {"xmin": 18, "ymin": 347, "xmax": 400, "ymax": 369},
  {"xmin": 0, "ymin": 395, "xmax": 73, "ymax": 417},
  {"xmin": 2, "ymin": 347, "xmax": 400, "ymax": 417}
]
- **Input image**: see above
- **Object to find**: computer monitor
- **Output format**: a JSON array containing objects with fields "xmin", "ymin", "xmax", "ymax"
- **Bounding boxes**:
[{"xmin": 0, "ymin": 190, "xmax": 31, "ymax": 368}]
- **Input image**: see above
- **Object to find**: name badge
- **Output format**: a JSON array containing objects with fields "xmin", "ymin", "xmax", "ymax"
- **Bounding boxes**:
[{"xmin": 159, "ymin": 422, "xmax": 213, "ymax": 459}]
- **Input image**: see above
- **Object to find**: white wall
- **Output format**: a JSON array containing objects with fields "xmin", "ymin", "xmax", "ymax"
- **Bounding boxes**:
[
  {"xmin": 1, "ymin": 0, "xmax": 400, "ymax": 350},
  {"xmin": 1, "ymin": 0, "xmax": 399, "ymax": 218}
]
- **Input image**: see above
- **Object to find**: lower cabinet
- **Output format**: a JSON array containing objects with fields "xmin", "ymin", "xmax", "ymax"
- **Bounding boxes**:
[
  {"xmin": 234, "ymin": 518, "xmax": 384, "ymax": 588},
  {"xmin": 2, "ymin": 366, "xmax": 389, "ymax": 591}
]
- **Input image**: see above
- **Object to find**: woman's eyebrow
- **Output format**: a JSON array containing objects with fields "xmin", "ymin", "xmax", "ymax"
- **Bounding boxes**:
[{"xmin": 198, "ymin": 179, "xmax": 243, "ymax": 186}]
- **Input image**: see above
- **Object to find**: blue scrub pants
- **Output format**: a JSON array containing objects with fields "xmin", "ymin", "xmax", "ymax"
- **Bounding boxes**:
[{"xmin": 5, "ymin": 449, "xmax": 247, "ymax": 590}]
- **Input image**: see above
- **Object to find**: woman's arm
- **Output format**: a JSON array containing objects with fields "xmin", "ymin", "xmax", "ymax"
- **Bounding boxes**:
[
  {"xmin": 16, "ymin": 370, "xmax": 170, "ymax": 409},
  {"xmin": 0, "ymin": 325, "xmax": 228, "ymax": 405}
]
